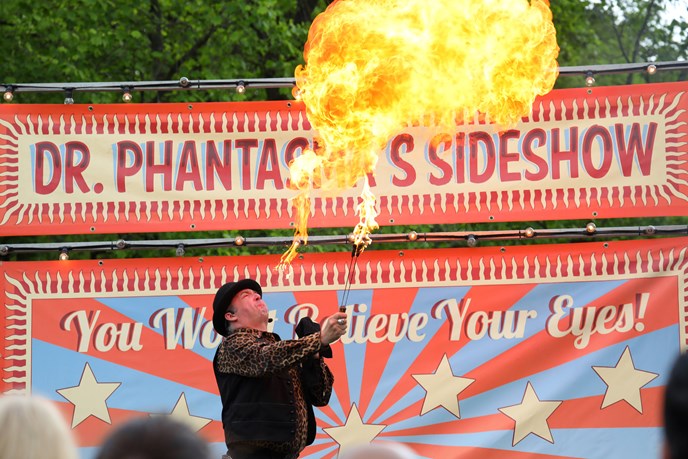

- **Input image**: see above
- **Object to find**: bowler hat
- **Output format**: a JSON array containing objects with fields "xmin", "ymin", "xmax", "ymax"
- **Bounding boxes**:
[{"xmin": 212, "ymin": 279, "xmax": 262, "ymax": 336}]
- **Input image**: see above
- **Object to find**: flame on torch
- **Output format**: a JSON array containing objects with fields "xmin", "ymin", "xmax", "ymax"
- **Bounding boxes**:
[{"xmin": 280, "ymin": 0, "xmax": 559, "ymax": 267}]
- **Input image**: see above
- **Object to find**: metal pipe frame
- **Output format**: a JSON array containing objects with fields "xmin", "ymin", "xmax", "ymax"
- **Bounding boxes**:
[
  {"xmin": 2, "ymin": 61, "xmax": 686, "ymax": 97},
  {"xmin": 0, "ymin": 224, "xmax": 685, "ymax": 257}
]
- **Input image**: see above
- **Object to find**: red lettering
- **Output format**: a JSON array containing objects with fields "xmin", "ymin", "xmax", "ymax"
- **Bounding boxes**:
[
  {"xmin": 615, "ymin": 122, "xmax": 656, "ymax": 176},
  {"xmin": 551, "ymin": 127, "xmax": 579, "ymax": 180},
  {"xmin": 175, "ymin": 141, "xmax": 202, "ymax": 190},
  {"xmin": 428, "ymin": 133, "xmax": 453, "ymax": 186},
  {"xmin": 523, "ymin": 129, "xmax": 548, "ymax": 181},
  {"xmin": 256, "ymin": 139, "xmax": 283, "ymax": 190},
  {"xmin": 284, "ymin": 137, "xmax": 310, "ymax": 189},
  {"xmin": 582, "ymin": 125, "xmax": 613, "ymax": 179},
  {"xmin": 455, "ymin": 133, "xmax": 466, "ymax": 183},
  {"xmin": 389, "ymin": 134, "xmax": 416, "ymax": 187},
  {"xmin": 498, "ymin": 130, "xmax": 520, "ymax": 182},
  {"xmin": 64, "ymin": 141, "xmax": 90, "ymax": 193},
  {"xmin": 235, "ymin": 139, "xmax": 258, "ymax": 191},
  {"xmin": 468, "ymin": 132, "xmax": 495, "ymax": 184},
  {"xmin": 206, "ymin": 140, "xmax": 232, "ymax": 191},
  {"xmin": 34, "ymin": 141, "xmax": 62, "ymax": 194},
  {"xmin": 116, "ymin": 141, "xmax": 143, "ymax": 192},
  {"xmin": 145, "ymin": 140, "xmax": 172, "ymax": 192}
]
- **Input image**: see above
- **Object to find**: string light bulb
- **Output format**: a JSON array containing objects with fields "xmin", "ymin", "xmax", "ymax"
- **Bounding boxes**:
[
  {"xmin": 236, "ymin": 81, "xmax": 246, "ymax": 94},
  {"xmin": 3, "ymin": 87, "xmax": 14, "ymax": 102},
  {"xmin": 176, "ymin": 244, "xmax": 185, "ymax": 257},
  {"xmin": 647, "ymin": 64, "xmax": 657, "ymax": 75},
  {"xmin": 64, "ymin": 89, "xmax": 74, "ymax": 104},
  {"xmin": 122, "ymin": 87, "xmax": 133, "ymax": 102},
  {"xmin": 292, "ymin": 86, "xmax": 302, "ymax": 100},
  {"xmin": 585, "ymin": 72, "xmax": 595, "ymax": 87},
  {"xmin": 59, "ymin": 248, "xmax": 70, "ymax": 261}
]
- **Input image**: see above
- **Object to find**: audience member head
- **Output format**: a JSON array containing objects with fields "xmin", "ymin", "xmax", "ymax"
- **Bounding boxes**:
[
  {"xmin": 0, "ymin": 394, "xmax": 78, "ymax": 459},
  {"xmin": 665, "ymin": 352, "xmax": 688, "ymax": 459},
  {"xmin": 339, "ymin": 441, "xmax": 418, "ymax": 459},
  {"xmin": 95, "ymin": 416, "xmax": 211, "ymax": 459}
]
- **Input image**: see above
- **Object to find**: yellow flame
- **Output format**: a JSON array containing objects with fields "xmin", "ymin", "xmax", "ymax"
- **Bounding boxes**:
[{"xmin": 281, "ymin": 0, "xmax": 559, "ymax": 266}]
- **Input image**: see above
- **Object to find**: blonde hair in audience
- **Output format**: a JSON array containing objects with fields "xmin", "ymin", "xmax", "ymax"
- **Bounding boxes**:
[{"xmin": 0, "ymin": 394, "xmax": 78, "ymax": 459}]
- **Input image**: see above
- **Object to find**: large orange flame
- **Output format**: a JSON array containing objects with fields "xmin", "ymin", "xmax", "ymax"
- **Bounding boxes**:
[{"xmin": 280, "ymin": 0, "xmax": 559, "ymax": 266}]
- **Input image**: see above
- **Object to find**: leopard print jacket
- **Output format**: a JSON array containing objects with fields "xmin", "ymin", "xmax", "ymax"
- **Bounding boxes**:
[{"xmin": 215, "ymin": 328, "xmax": 334, "ymax": 457}]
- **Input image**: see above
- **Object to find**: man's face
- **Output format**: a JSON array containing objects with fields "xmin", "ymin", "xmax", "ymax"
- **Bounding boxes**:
[{"xmin": 226, "ymin": 288, "xmax": 268, "ymax": 329}]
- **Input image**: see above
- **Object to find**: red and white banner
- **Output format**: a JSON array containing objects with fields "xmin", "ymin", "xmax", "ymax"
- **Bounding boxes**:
[
  {"xmin": 0, "ymin": 81, "xmax": 687, "ymax": 236},
  {"xmin": 2, "ymin": 238, "xmax": 686, "ymax": 458}
]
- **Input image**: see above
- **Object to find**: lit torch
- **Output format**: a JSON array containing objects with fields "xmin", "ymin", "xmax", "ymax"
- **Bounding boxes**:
[{"xmin": 280, "ymin": 0, "xmax": 559, "ymax": 267}]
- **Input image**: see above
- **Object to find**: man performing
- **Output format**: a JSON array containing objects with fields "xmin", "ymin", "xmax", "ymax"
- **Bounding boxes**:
[{"xmin": 212, "ymin": 278, "xmax": 347, "ymax": 459}]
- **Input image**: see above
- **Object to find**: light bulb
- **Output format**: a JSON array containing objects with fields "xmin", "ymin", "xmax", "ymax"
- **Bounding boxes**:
[
  {"xmin": 3, "ymin": 89, "xmax": 14, "ymax": 102},
  {"xmin": 122, "ymin": 91, "xmax": 133, "ymax": 102},
  {"xmin": 236, "ymin": 81, "xmax": 246, "ymax": 94},
  {"xmin": 647, "ymin": 64, "xmax": 657, "ymax": 75},
  {"xmin": 59, "ymin": 249, "xmax": 70, "ymax": 260},
  {"xmin": 585, "ymin": 73, "xmax": 595, "ymax": 87}
]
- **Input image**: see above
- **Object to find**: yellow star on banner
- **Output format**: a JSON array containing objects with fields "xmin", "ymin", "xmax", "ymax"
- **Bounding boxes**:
[
  {"xmin": 57, "ymin": 362, "xmax": 121, "ymax": 428},
  {"xmin": 153, "ymin": 393, "xmax": 212, "ymax": 432},
  {"xmin": 412, "ymin": 354, "xmax": 475, "ymax": 418},
  {"xmin": 323, "ymin": 404, "xmax": 386, "ymax": 457},
  {"xmin": 592, "ymin": 346, "xmax": 658, "ymax": 413},
  {"xmin": 499, "ymin": 382, "xmax": 562, "ymax": 446}
]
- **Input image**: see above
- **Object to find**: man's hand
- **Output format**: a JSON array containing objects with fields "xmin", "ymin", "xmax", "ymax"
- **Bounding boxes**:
[{"xmin": 320, "ymin": 312, "xmax": 347, "ymax": 346}]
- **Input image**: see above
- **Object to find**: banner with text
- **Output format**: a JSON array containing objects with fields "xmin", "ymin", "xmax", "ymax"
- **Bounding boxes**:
[
  {"xmin": 2, "ymin": 238, "xmax": 686, "ymax": 458},
  {"xmin": 0, "ymin": 82, "xmax": 687, "ymax": 236}
]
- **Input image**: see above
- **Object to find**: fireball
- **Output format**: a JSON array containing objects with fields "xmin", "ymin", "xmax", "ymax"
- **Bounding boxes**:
[{"xmin": 281, "ymin": 0, "xmax": 559, "ymax": 266}]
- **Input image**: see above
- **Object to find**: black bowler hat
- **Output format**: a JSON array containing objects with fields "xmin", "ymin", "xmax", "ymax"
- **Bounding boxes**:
[{"xmin": 212, "ymin": 279, "xmax": 262, "ymax": 336}]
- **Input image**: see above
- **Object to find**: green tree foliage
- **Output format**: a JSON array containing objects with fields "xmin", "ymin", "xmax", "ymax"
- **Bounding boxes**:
[{"xmin": 0, "ymin": 0, "xmax": 686, "ymax": 260}]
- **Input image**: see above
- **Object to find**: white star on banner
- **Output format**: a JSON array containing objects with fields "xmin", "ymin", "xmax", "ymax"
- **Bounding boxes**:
[
  {"xmin": 57, "ymin": 362, "xmax": 121, "ymax": 428},
  {"xmin": 152, "ymin": 392, "xmax": 212, "ymax": 432},
  {"xmin": 412, "ymin": 354, "xmax": 475, "ymax": 418},
  {"xmin": 499, "ymin": 382, "xmax": 562, "ymax": 446},
  {"xmin": 592, "ymin": 346, "xmax": 658, "ymax": 413},
  {"xmin": 324, "ymin": 404, "xmax": 386, "ymax": 457}
]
